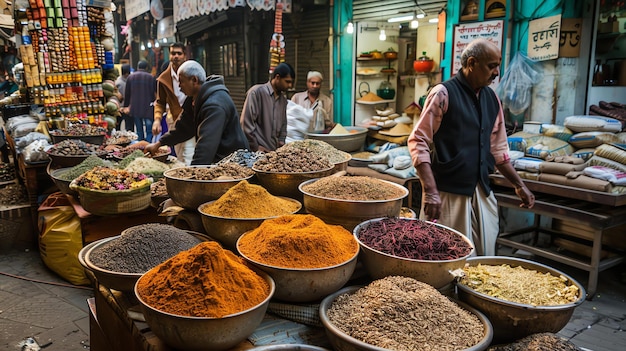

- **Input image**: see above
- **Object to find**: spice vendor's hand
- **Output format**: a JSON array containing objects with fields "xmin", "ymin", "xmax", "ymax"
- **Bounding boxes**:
[
  {"xmin": 152, "ymin": 121, "xmax": 162, "ymax": 136},
  {"xmin": 515, "ymin": 185, "xmax": 535, "ymax": 209},
  {"xmin": 258, "ymin": 146, "xmax": 270, "ymax": 153},
  {"xmin": 144, "ymin": 142, "xmax": 160, "ymax": 156},
  {"xmin": 422, "ymin": 192, "xmax": 441, "ymax": 221}
]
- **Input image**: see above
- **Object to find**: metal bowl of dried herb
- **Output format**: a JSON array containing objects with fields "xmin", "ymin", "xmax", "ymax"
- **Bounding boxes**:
[
  {"xmin": 299, "ymin": 176, "xmax": 408, "ymax": 232},
  {"xmin": 319, "ymin": 278, "xmax": 493, "ymax": 351},
  {"xmin": 455, "ymin": 256, "xmax": 586, "ymax": 344},
  {"xmin": 353, "ymin": 217, "xmax": 475, "ymax": 289},
  {"xmin": 163, "ymin": 164, "xmax": 255, "ymax": 210}
]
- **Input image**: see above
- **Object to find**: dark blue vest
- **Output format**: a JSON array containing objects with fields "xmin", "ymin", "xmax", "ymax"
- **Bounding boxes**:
[{"xmin": 433, "ymin": 72, "xmax": 499, "ymax": 196}]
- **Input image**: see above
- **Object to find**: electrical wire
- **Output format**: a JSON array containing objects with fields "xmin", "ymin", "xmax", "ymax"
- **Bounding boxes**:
[{"xmin": 0, "ymin": 271, "xmax": 93, "ymax": 291}]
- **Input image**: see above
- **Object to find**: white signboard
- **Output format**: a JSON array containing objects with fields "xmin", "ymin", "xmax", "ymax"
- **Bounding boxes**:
[
  {"xmin": 452, "ymin": 20, "xmax": 504, "ymax": 77},
  {"xmin": 528, "ymin": 15, "xmax": 562, "ymax": 61},
  {"xmin": 125, "ymin": 0, "xmax": 150, "ymax": 20}
]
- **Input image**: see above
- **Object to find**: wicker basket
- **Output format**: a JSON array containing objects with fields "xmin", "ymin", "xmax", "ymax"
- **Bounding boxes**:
[{"xmin": 70, "ymin": 182, "xmax": 151, "ymax": 216}]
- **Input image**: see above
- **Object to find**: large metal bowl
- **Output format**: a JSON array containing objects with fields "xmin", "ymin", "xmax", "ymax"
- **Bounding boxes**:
[
  {"xmin": 84, "ymin": 236, "xmax": 142, "ymax": 291},
  {"xmin": 319, "ymin": 286, "xmax": 493, "ymax": 351},
  {"xmin": 353, "ymin": 218, "xmax": 474, "ymax": 289},
  {"xmin": 249, "ymin": 345, "xmax": 330, "ymax": 351},
  {"xmin": 305, "ymin": 127, "xmax": 368, "ymax": 152},
  {"xmin": 299, "ymin": 178, "xmax": 408, "ymax": 231},
  {"xmin": 455, "ymin": 256, "xmax": 586, "ymax": 344},
  {"xmin": 332, "ymin": 151, "xmax": 352, "ymax": 172},
  {"xmin": 48, "ymin": 165, "xmax": 78, "ymax": 197},
  {"xmin": 163, "ymin": 166, "xmax": 254, "ymax": 210},
  {"xmin": 253, "ymin": 166, "xmax": 335, "ymax": 200},
  {"xmin": 198, "ymin": 197, "xmax": 302, "ymax": 249},
  {"xmin": 83, "ymin": 231, "xmax": 210, "ymax": 292},
  {"xmin": 134, "ymin": 268, "xmax": 275, "ymax": 351},
  {"xmin": 236, "ymin": 232, "xmax": 359, "ymax": 303}
]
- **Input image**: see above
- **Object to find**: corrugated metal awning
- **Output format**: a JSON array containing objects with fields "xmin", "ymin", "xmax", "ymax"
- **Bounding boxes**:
[{"xmin": 352, "ymin": 0, "xmax": 447, "ymax": 22}]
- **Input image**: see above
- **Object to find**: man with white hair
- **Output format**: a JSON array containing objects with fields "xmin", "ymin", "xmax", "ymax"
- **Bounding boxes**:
[
  {"xmin": 291, "ymin": 71, "xmax": 335, "ymax": 131},
  {"xmin": 144, "ymin": 61, "xmax": 248, "ymax": 164}
]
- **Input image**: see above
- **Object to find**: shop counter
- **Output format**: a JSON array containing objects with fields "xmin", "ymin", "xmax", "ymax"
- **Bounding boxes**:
[{"xmin": 491, "ymin": 175, "xmax": 626, "ymax": 299}]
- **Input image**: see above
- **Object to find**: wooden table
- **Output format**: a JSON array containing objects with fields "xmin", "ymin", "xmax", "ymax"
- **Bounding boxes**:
[{"xmin": 491, "ymin": 175, "xmax": 626, "ymax": 299}]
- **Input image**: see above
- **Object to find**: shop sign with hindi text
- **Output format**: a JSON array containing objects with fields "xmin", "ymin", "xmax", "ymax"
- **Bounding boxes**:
[{"xmin": 528, "ymin": 15, "xmax": 562, "ymax": 61}]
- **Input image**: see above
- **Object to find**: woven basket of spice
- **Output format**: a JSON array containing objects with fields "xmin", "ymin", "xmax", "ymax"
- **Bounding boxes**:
[{"xmin": 70, "ymin": 167, "xmax": 152, "ymax": 216}]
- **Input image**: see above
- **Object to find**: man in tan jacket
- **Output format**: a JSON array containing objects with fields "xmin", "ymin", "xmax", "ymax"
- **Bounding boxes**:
[{"xmin": 152, "ymin": 42, "xmax": 195, "ymax": 165}]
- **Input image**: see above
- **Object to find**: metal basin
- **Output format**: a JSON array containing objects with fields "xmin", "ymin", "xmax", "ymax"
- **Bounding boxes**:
[
  {"xmin": 253, "ymin": 166, "xmax": 334, "ymax": 201},
  {"xmin": 237, "ymin": 232, "xmax": 359, "ymax": 303},
  {"xmin": 135, "ymin": 269, "xmax": 275, "ymax": 351},
  {"xmin": 305, "ymin": 127, "xmax": 368, "ymax": 152},
  {"xmin": 249, "ymin": 345, "xmax": 330, "ymax": 351},
  {"xmin": 332, "ymin": 151, "xmax": 351, "ymax": 172},
  {"xmin": 163, "ymin": 166, "xmax": 254, "ymax": 210},
  {"xmin": 48, "ymin": 165, "xmax": 78, "ymax": 197},
  {"xmin": 197, "ymin": 197, "xmax": 302, "ymax": 249},
  {"xmin": 353, "ymin": 218, "xmax": 474, "ymax": 289},
  {"xmin": 84, "ymin": 231, "xmax": 210, "ymax": 292},
  {"xmin": 299, "ymin": 178, "xmax": 408, "ymax": 231},
  {"xmin": 456, "ymin": 256, "xmax": 586, "ymax": 344},
  {"xmin": 84, "ymin": 236, "xmax": 142, "ymax": 292},
  {"xmin": 319, "ymin": 286, "xmax": 493, "ymax": 351}
]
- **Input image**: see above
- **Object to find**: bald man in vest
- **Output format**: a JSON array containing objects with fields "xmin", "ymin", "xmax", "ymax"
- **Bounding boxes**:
[{"xmin": 408, "ymin": 38, "xmax": 535, "ymax": 256}]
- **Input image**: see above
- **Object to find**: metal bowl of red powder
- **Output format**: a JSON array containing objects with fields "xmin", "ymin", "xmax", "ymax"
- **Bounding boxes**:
[
  {"xmin": 455, "ymin": 256, "xmax": 586, "ymax": 344},
  {"xmin": 353, "ymin": 217, "xmax": 475, "ymax": 289}
]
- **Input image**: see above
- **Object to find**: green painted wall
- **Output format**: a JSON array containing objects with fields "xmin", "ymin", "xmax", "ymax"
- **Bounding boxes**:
[{"xmin": 333, "ymin": 1, "xmax": 354, "ymax": 126}]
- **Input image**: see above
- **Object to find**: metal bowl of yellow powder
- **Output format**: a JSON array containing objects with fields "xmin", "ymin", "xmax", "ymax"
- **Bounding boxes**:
[
  {"xmin": 198, "ymin": 196, "xmax": 302, "ymax": 249},
  {"xmin": 455, "ymin": 256, "xmax": 586, "ymax": 344},
  {"xmin": 163, "ymin": 165, "xmax": 254, "ymax": 210}
]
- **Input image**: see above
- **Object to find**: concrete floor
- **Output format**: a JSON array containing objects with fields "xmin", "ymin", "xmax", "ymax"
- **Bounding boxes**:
[{"xmin": 0, "ymin": 234, "xmax": 625, "ymax": 351}]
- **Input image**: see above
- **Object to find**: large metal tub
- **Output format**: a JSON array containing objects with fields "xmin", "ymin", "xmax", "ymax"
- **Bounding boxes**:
[
  {"xmin": 319, "ymin": 286, "xmax": 493, "ymax": 351},
  {"xmin": 163, "ymin": 166, "xmax": 253, "ymax": 210},
  {"xmin": 253, "ymin": 166, "xmax": 334, "ymax": 201},
  {"xmin": 298, "ymin": 178, "xmax": 408, "ymax": 231},
  {"xmin": 135, "ymin": 269, "xmax": 275, "ymax": 351},
  {"xmin": 198, "ymin": 197, "xmax": 302, "ymax": 249},
  {"xmin": 456, "ymin": 256, "xmax": 586, "ymax": 344},
  {"xmin": 237, "ymin": 232, "xmax": 359, "ymax": 303},
  {"xmin": 305, "ymin": 127, "xmax": 368, "ymax": 153},
  {"xmin": 353, "ymin": 218, "xmax": 474, "ymax": 289}
]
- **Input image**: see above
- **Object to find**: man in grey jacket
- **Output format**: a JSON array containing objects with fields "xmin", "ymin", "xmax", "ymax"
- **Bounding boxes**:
[{"xmin": 144, "ymin": 61, "xmax": 248, "ymax": 165}]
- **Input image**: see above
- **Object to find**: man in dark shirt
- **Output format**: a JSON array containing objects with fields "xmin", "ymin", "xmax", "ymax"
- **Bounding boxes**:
[{"xmin": 121, "ymin": 60, "xmax": 156, "ymax": 141}]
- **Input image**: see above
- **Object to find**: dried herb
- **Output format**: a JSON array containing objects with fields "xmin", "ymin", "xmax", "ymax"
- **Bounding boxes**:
[{"xmin": 357, "ymin": 218, "xmax": 472, "ymax": 260}]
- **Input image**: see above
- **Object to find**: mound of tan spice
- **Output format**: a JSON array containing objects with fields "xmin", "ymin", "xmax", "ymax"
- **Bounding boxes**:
[
  {"xmin": 200, "ymin": 180, "xmax": 300, "ymax": 218},
  {"xmin": 488, "ymin": 333, "xmax": 582, "ymax": 351}
]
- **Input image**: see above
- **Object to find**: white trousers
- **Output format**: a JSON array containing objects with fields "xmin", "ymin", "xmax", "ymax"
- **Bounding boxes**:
[
  {"xmin": 167, "ymin": 114, "xmax": 196, "ymax": 166},
  {"xmin": 419, "ymin": 186, "xmax": 499, "ymax": 256}
]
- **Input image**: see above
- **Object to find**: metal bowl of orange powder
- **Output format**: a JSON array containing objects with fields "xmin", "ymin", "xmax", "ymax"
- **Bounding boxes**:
[
  {"xmin": 135, "ymin": 242, "xmax": 276, "ymax": 351},
  {"xmin": 236, "ymin": 214, "xmax": 360, "ymax": 303}
]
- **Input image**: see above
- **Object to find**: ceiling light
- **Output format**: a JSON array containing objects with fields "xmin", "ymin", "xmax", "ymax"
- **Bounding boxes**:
[
  {"xmin": 388, "ymin": 15, "xmax": 414, "ymax": 23},
  {"xmin": 429, "ymin": 18, "xmax": 439, "ymax": 23},
  {"xmin": 410, "ymin": 19, "xmax": 419, "ymax": 29},
  {"xmin": 141, "ymin": 43, "xmax": 145, "ymax": 50},
  {"xmin": 379, "ymin": 29, "xmax": 386, "ymax": 41},
  {"xmin": 416, "ymin": 13, "xmax": 425, "ymax": 19},
  {"xmin": 346, "ymin": 21, "xmax": 354, "ymax": 34}
]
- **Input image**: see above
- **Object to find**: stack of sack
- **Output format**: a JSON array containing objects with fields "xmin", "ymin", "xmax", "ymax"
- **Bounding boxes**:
[{"xmin": 508, "ymin": 115, "xmax": 626, "ymax": 194}]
